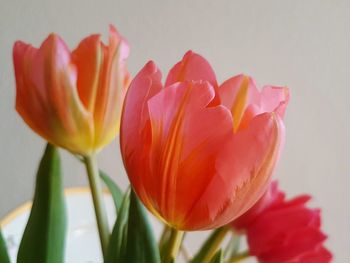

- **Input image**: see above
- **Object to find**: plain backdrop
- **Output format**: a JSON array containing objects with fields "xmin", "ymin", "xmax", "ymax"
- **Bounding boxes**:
[{"xmin": 0, "ymin": 0, "xmax": 348, "ymax": 262}]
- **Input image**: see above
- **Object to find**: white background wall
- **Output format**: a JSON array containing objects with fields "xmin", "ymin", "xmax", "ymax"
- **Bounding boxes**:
[{"xmin": 0, "ymin": 0, "xmax": 348, "ymax": 262}]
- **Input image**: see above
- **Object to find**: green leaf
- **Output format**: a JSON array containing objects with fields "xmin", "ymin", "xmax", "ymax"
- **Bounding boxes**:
[
  {"xmin": 0, "ymin": 229, "xmax": 10, "ymax": 263},
  {"xmin": 105, "ymin": 190, "xmax": 161, "ymax": 263},
  {"xmin": 99, "ymin": 170, "xmax": 123, "ymax": 211},
  {"xmin": 124, "ymin": 190, "xmax": 161, "ymax": 263},
  {"xmin": 17, "ymin": 144, "xmax": 67, "ymax": 263},
  {"xmin": 210, "ymin": 250, "xmax": 223, "ymax": 263},
  {"xmin": 105, "ymin": 190, "xmax": 130, "ymax": 263}
]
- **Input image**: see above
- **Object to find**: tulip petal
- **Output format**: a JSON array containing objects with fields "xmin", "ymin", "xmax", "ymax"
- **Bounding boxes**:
[
  {"xmin": 248, "ymin": 207, "xmax": 321, "ymax": 255},
  {"xmin": 13, "ymin": 35, "xmax": 93, "ymax": 154},
  {"xmin": 91, "ymin": 25, "xmax": 130, "ymax": 149},
  {"xmin": 120, "ymin": 61, "xmax": 163, "ymax": 213},
  {"xmin": 261, "ymin": 86, "xmax": 290, "ymax": 118},
  {"xmin": 146, "ymin": 81, "xmax": 232, "ymax": 228},
  {"xmin": 72, "ymin": 34, "xmax": 102, "ymax": 112},
  {"xmin": 254, "ymin": 228, "xmax": 327, "ymax": 262},
  {"xmin": 219, "ymin": 78, "xmax": 290, "ymax": 130},
  {"xmin": 272, "ymin": 194, "xmax": 311, "ymax": 211},
  {"xmin": 165, "ymin": 51, "xmax": 217, "ymax": 87},
  {"xmin": 218, "ymin": 75, "xmax": 260, "ymax": 131},
  {"xmin": 182, "ymin": 113, "xmax": 284, "ymax": 230},
  {"xmin": 299, "ymin": 246, "xmax": 333, "ymax": 263},
  {"xmin": 232, "ymin": 180, "xmax": 286, "ymax": 230}
]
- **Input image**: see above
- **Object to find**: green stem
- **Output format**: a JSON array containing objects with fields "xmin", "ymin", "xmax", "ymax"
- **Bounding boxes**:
[
  {"xmin": 181, "ymin": 244, "xmax": 191, "ymax": 262},
  {"xmin": 224, "ymin": 232, "xmax": 241, "ymax": 260},
  {"xmin": 83, "ymin": 154, "xmax": 109, "ymax": 258},
  {"xmin": 159, "ymin": 225, "xmax": 171, "ymax": 260},
  {"xmin": 191, "ymin": 226, "xmax": 230, "ymax": 263},
  {"xmin": 164, "ymin": 228, "xmax": 184, "ymax": 263},
  {"xmin": 228, "ymin": 250, "xmax": 250, "ymax": 263},
  {"xmin": 159, "ymin": 225, "xmax": 171, "ymax": 248}
]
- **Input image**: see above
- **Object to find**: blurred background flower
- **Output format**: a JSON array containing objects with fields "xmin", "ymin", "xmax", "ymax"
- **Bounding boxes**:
[{"xmin": 13, "ymin": 25, "xmax": 129, "ymax": 155}]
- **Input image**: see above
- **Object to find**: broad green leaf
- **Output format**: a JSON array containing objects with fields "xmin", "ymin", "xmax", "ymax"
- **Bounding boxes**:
[
  {"xmin": 17, "ymin": 144, "xmax": 67, "ymax": 263},
  {"xmin": 105, "ymin": 190, "xmax": 130, "ymax": 263},
  {"xmin": 124, "ymin": 190, "xmax": 161, "ymax": 263},
  {"xmin": 99, "ymin": 170, "xmax": 123, "ymax": 211},
  {"xmin": 0, "ymin": 229, "xmax": 10, "ymax": 263},
  {"xmin": 210, "ymin": 250, "xmax": 223, "ymax": 263}
]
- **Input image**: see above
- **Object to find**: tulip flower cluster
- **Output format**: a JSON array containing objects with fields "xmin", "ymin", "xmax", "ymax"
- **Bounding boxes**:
[{"xmin": 0, "ymin": 25, "xmax": 332, "ymax": 263}]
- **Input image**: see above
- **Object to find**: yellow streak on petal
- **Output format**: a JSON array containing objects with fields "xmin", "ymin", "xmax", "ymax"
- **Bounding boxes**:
[
  {"xmin": 87, "ymin": 43, "xmax": 103, "ymax": 113},
  {"xmin": 231, "ymin": 76, "xmax": 249, "ymax": 132},
  {"xmin": 159, "ymin": 87, "xmax": 191, "ymax": 222}
]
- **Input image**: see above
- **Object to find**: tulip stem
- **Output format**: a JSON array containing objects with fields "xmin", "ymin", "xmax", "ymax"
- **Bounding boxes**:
[
  {"xmin": 159, "ymin": 225, "xmax": 172, "ymax": 248},
  {"xmin": 83, "ymin": 154, "xmax": 109, "ymax": 258},
  {"xmin": 228, "ymin": 250, "xmax": 250, "ymax": 262},
  {"xmin": 164, "ymin": 228, "xmax": 184, "ymax": 263},
  {"xmin": 191, "ymin": 226, "xmax": 231, "ymax": 263}
]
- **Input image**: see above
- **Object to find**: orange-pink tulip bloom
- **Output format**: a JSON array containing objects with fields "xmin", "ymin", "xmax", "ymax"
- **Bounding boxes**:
[
  {"xmin": 120, "ymin": 51, "xmax": 289, "ymax": 230},
  {"xmin": 13, "ymin": 26, "xmax": 130, "ymax": 155}
]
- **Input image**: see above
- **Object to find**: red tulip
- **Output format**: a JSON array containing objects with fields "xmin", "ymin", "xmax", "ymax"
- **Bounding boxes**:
[
  {"xmin": 232, "ymin": 181, "xmax": 284, "ymax": 231},
  {"xmin": 232, "ymin": 181, "xmax": 333, "ymax": 263},
  {"xmin": 120, "ymin": 51, "xmax": 289, "ymax": 230},
  {"xmin": 13, "ymin": 25, "xmax": 130, "ymax": 155}
]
